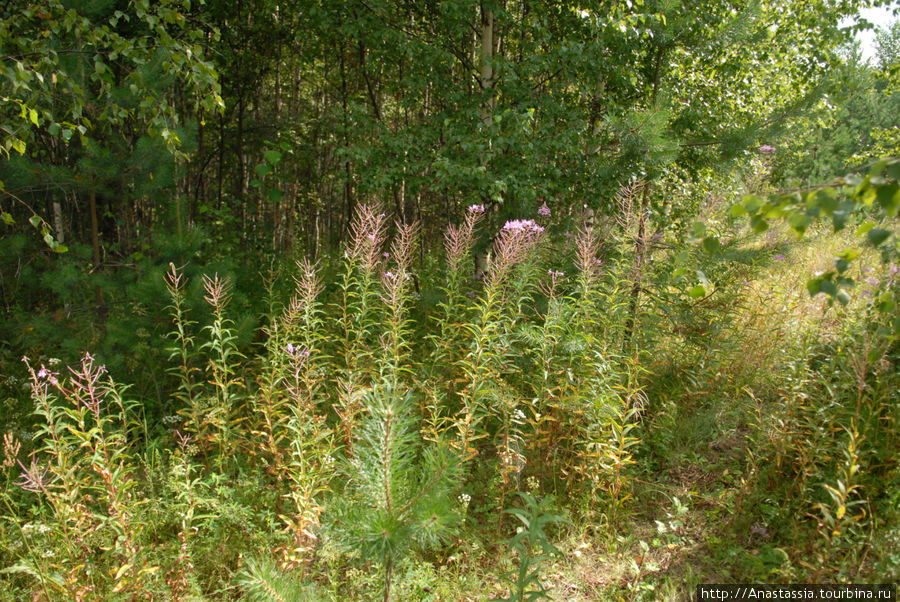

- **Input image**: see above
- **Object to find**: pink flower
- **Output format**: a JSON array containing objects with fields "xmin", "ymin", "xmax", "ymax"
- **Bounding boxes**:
[
  {"xmin": 503, "ymin": 219, "xmax": 544, "ymax": 234},
  {"xmin": 285, "ymin": 343, "xmax": 310, "ymax": 358},
  {"xmin": 538, "ymin": 203, "xmax": 551, "ymax": 217},
  {"xmin": 759, "ymin": 145, "xmax": 776, "ymax": 154},
  {"xmin": 467, "ymin": 204, "xmax": 485, "ymax": 214}
]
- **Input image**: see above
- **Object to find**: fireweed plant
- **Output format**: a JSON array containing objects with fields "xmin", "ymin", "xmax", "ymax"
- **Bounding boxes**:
[{"xmin": 2, "ymin": 204, "xmax": 648, "ymax": 599}]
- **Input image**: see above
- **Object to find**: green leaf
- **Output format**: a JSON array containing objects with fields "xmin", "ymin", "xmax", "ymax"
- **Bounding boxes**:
[
  {"xmin": 832, "ymin": 210, "xmax": 849, "ymax": 232},
  {"xmin": 809, "ymin": 187, "xmax": 838, "ymax": 214},
  {"xmin": 48, "ymin": 122, "xmax": 60, "ymax": 137},
  {"xmin": 690, "ymin": 221, "xmax": 706, "ymax": 239},
  {"xmin": 1, "ymin": 212, "xmax": 14, "ymax": 225},
  {"xmin": 267, "ymin": 189, "xmax": 283, "ymax": 203},
  {"xmin": 884, "ymin": 160, "xmax": 900, "ymax": 181},
  {"xmin": 254, "ymin": 163, "xmax": 271, "ymax": 178},
  {"xmin": 43, "ymin": 233, "xmax": 55, "ymax": 247},
  {"xmin": 837, "ymin": 249, "xmax": 860, "ymax": 261},
  {"xmin": 855, "ymin": 221, "xmax": 875, "ymax": 237},
  {"xmin": 702, "ymin": 236, "xmax": 719, "ymax": 253},
  {"xmin": 866, "ymin": 228, "xmax": 891, "ymax": 247},
  {"xmin": 29, "ymin": 215, "xmax": 42, "ymax": 228},
  {"xmin": 730, "ymin": 204, "xmax": 747, "ymax": 217},
  {"xmin": 787, "ymin": 211, "xmax": 810, "ymax": 235},
  {"xmin": 28, "ymin": 108, "xmax": 38, "ymax": 125},
  {"xmin": 263, "ymin": 149, "xmax": 282, "ymax": 165},
  {"xmin": 750, "ymin": 215, "xmax": 768, "ymax": 233},
  {"xmin": 688, "ymin": 285, "xmax": 706, "ymax": 298},
  {"xmin": 836, "ymin": 290, "xmax": 850, "ymax": 306},
  {"xmin": 807, "ymin": 278, "xmax": 822, "ymax": 296},
  {"xmin": 835, "ymin": 258, "xmax": 850, "ymax": 273},
  {"xmin": 742, "ymin": 194, "xmax": 765, "ymax": 214},
  {"xmin": 875, "ymin": 182, "xmax": 899, "ymax": 217},
  {"xmin": 53, "ymin": 244, "xmax": 68, "ymax": 254},
  {"xmin": 876, "ymin": 293, "xmax": 896, "ymax": 314},
  {"xmin": 249, "ymin": 179, "xmax": 262, "ymax": 188}
]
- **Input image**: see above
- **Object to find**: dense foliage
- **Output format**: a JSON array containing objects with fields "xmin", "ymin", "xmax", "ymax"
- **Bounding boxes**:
[{"xmin": 1, "ymin": 0, "xmax": 898, "ymax": 599}]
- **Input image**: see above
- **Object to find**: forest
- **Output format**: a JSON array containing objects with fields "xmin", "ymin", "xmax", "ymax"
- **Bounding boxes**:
[{"xmin": 1, "ymin": 0, "xmax": 899, "ymax": 599}]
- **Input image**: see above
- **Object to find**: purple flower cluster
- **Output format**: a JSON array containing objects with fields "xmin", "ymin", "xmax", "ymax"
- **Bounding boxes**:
[
  {"xmin": 759, "ymin": 145, "xmax": 776, "ymax": 154},
  {"xmin": 537, "ymin": 203, "xmax": 551, "ymax": 217},
  {"xmin": 35, "ymin": 367, "xmax": 59, "ymax": 386},
  {"xmin": 467, "ymin": 204, "xmax": 485, "ymax": 214},
  {"xmin": 503, "ymin": 219, "xmax": 544, "ymax": 234},
  {"xmin": 285, "ymin": 343, "xmax": 310, "ymax": 358}
]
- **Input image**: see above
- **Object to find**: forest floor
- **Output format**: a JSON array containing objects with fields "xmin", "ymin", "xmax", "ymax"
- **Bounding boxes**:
[{"xmin": 430, "ymin": 225, "xmax": 886, "ymax": 602}]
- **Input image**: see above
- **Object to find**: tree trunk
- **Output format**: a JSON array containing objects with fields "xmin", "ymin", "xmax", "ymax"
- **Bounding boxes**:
[
  {"xmin": 52, "ymin": 200, "xmax": 64, "ymax": 244},
  {"xmin": 480, "ymin": 4, "xmax": 494, "ymax": 127},
  {"xmin": 623, "ymin": 44, "xmax": 666, "ymax": 353}
]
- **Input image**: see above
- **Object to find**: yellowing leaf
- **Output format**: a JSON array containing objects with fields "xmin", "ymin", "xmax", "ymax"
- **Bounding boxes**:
[
  {"xmin": 113, "ymin": 563, "xmax": 132, "ymax": 581},
  {"xmin": 139, "ymin": 566, "xmax": 161, "ymax": 575}
]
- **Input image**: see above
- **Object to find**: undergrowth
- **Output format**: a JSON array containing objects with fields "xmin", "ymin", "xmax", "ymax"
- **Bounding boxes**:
[{"xmin": 1, "ymin": 197, "xmax": 897, "ymax": 600}]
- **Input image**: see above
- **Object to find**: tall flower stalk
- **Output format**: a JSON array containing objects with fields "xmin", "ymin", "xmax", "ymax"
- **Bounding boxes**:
[
  {"xmin": 16, "ymin": 355, "xmax": 148, "ymax": 597},
  {"xmin": 424, "ymin": 205, "xmax": 484, "ymax": 439},
  {"xmin": 201, "ymin": 273, "xmax": 243, "ymax": 467},
  {"xmin": 457, "ymin": 219, "xmax": 544, "ymax": 475},
  {"xmin": 335, "ymin": 205, "xmax": 388, "ymax": 450},
  {"xmin": 379, "ymin": 221, "xmax": 418, "ymax": 377},
  {"xmin": 165, "ymin": 263, "xmax": 202, "ymax": 440}
]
